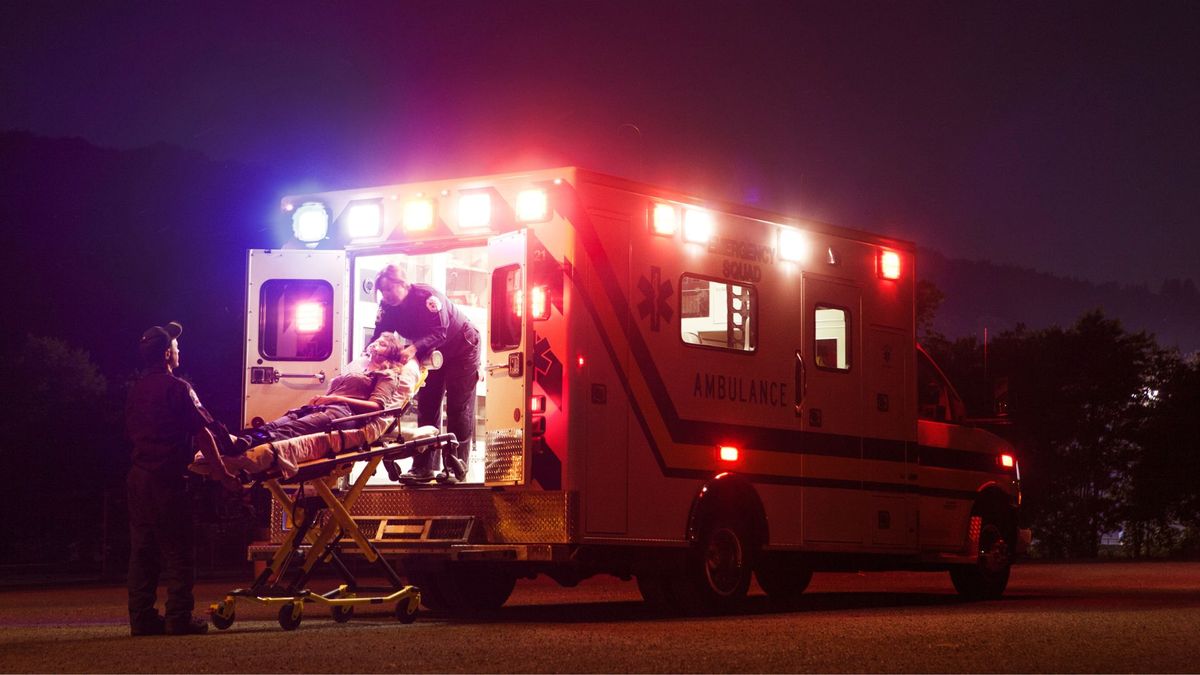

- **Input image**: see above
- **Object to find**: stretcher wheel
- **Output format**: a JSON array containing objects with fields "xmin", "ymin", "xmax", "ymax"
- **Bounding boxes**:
[
  {"xmin": 210, "ymin": 602, "xmax": 235, "ymax": 630},
  {"xmin": 331, "ymin": 605, "xmax": 354, "ymax": 623},
  {"xmin": 278, "ymin": 603, "xmax": 303, "ymax": 631},
  {"xmin": 395, "ymin": 596, "xmax": 419, "ymax": 624}
]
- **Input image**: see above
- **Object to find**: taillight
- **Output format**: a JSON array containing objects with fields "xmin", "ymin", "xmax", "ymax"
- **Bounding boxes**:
[
  {"xmin": 529, "ymin": 395, "xmax": 546, "ymax": 414},
  {"xmin": 530, "ymin": 285, "xmax": 550, "ymax": 320}
]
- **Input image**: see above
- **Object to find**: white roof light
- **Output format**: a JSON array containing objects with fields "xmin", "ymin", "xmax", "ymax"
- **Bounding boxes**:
[
  {"xmin": 516, "ymin": 189, "xmax": 550, "ymax": 223},
  {"xmin": 345, "ymin": 201, "xmax": 383, "ymax": 239},
  {"xmin": 459, "ymin": 192, "xmax": 492, "ymax": 229},
  {"xmin": 292, "ymin": 202, "xmax": 329, "ymax": 243},
  {"xmin": 683, "ymin": 208, "xmax": 714, "ymax": 244},
  {"xmin": 652, "ymin": 203, "xmax": 678, "ymax": 236},
  {"xmin": 778, "ymin": 227, "xmax": 810, "ymax": 262}
]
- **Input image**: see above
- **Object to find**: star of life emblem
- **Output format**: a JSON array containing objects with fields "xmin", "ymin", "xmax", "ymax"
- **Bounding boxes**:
[{"xmin": 426, "ymin": 296, "xmax": 443, "ymax": 313}]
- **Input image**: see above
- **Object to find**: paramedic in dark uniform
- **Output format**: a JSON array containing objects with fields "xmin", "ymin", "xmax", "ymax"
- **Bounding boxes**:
[
  {"xmin": 125, "ymin": 321, "xmax": 237, "ymax": 636},
  {"xmin": 372, "ymin": 264, "xmax": 480, "ymax": 484}
]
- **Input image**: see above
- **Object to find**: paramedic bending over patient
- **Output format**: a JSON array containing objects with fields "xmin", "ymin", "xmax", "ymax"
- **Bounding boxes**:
[
  {"xmin": 231, "ymin": 331, "xmax": 416, "ymax": 451},
  {"xmin": 373, "ymin": 263, "xmax": 480, "ymax": 485}
]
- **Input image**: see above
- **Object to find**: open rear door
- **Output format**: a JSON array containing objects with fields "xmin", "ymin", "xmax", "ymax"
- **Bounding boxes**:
[
  {"xmin": 484, "ymin": 231, "xmax": 530, "ymax": 485},
  {"xmin": 243, "ymin": 249, "xmax": 346, "ymax": 428}
]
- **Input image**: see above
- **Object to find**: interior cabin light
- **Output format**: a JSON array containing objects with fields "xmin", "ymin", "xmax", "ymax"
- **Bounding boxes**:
[
  {"xmin": 294, "ymin": 301, "xmax": 325, "ymax": 333},
  {"xmin": 516, "ymin": 189, "xmax": 550, "ymax": 223},
  {"xmin": 652, "ymin": 203, "xmax": 678, "ymax": 236},
  {"xmin": 345, "ymin": 201, "xmax": 383, "ymax": 239},
  {"xmin": 683, "ymin": 208, "xmax": 714, "ymax": 244},
  {"xmin": 403, "ymin": 199, "xmax": 435, "ymax": 232},
  {"xmin": 459, "ymin": 192, "xmax": 492, "ymax": 229},
  {"xmin": 879, "ymin": 250, "xmax": 902, "ymax": 280},
  {"xmin": 778, "ymin": 227, "xmax": 810, "ymax": 262},
  {"xmin": 292, "ymin": 202, "xmax": 330, "ymax": 243}
]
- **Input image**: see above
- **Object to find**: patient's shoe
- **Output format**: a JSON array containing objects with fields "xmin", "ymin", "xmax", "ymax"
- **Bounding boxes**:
[
  {"xmin": 230, "ymin": 436, "xmax": 252, "ymax": 455},
  {"xmin": 399, "ymin": 470, "xmax": 437, "ymax": 485},
  {"xmin": 164, "ymin": 615, "xmax": 208, "ymax": 635}
]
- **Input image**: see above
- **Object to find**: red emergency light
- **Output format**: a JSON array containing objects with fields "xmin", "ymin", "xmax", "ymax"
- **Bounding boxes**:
[
  {"xmin": 718, "ymin": 445, "xmax": 740, "ymax": 463},
  {"xmin": 1000, "ymin": 453, "xmax": 1015, "ymax": 469},
  {"xmin": 878, "ymin": 250, "xmax": 902, "ymax": 280}
]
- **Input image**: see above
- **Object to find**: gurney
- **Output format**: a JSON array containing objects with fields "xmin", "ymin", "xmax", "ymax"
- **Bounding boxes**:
[{"xmin": 204, "ymin": 401, "xmax": 459, "ymax": 631}]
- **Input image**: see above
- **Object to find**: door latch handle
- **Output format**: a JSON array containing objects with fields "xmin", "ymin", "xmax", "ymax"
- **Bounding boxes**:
[{"xmin": 252, "ymin": 367, "xmax": 326, "ymax": 385}]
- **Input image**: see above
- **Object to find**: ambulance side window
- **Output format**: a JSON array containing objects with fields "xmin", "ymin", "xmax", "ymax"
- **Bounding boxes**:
[
  {"xmin": 490, "ymin": 264, "xmax": 522, "ymax": 351},
  {"xmin": 813, "ymin": 304, "xmax": 850, "ymax": 370},
  {"xmin": 679, "ymin": 274, "xmax": 756, "ymax": 352},
  {"xmin": 259, "ymin": 279, "xmax": 334, "ymax": 361}
]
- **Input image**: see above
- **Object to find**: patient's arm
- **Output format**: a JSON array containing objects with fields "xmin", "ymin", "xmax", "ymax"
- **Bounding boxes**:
[
  {"xmin": 197, "ymin": 426, "xmax": 241, "ymax": 492},
  {"xmin": 309, "ymin": 394, "xmax": 382, "ymax": 414}
]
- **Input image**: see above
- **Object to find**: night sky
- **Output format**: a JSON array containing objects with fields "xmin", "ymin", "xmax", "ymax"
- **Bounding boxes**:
[{"xmin": 4, "ymin": 0, "xmax": 1198, "ymax": 288}]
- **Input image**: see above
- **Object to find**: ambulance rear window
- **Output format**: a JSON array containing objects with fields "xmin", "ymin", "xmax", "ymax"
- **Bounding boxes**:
[
  {"xmin": 814, "ymin": 305, "xmax": 850, "ymax": 370},
  {"xmin": 258, "ymin": 279, "xmax": 334, "ymax": 361},
  {"xmin": 679, "ymin": 274, "xmax": 756, "ymax": 352},
  {"xmin": 490, "ymin": 264, "xmax": 523, "ymax": 351}
]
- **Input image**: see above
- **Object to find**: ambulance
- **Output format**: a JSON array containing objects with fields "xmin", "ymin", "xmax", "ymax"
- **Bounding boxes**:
[{"xmin": 244, "ymin": 167, "xmax": 1030, "ymax": 613}]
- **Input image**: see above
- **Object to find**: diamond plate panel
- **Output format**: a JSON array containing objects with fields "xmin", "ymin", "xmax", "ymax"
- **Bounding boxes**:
[
  {"xmin": 485, "ymin": 432, "xmax": 524, "ymax": 484},
  {"xmin": 269, "ymin": 489, "xmax": 575, "ymax": 545}
]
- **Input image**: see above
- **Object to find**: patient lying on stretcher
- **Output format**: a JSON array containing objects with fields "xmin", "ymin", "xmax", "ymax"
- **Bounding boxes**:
[{"xmin": 191, "ymin": 331, "xmax": 434, "ymax": 479}]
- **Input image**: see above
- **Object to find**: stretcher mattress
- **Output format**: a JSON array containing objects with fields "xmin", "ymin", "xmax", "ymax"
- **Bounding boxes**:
[{"xmin": 190, "ymin": 419, "xmax": 437, "ymax": 480}]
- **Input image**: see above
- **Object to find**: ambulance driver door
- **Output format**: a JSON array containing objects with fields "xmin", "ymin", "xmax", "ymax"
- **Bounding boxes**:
[
  {"xmin": 243, "ymin": 249, "xmax": 346, "ymax": 429},
  {"xmin": 485, "ymin": 231, "xmax": 531, "ymax": 486}
]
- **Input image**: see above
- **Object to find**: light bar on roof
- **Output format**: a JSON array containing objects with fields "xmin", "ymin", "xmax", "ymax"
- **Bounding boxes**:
[
  {"xmin": 345, "ymin": 200, "xmax": 383, "ymax": 239},
  {"xmin": 403, "ymin": 199, "xmax": 434, "ymax": 232},
  {"xmin": 459, "ymin": 192, "xmax": 492, "ymax": 229},
  {"xmin": 516, "ymin": 189, "xmax": 550, "ymax": 223},
  {"xmin": 292, "ymin": 202, "xmax": 329, "ymax": 243},
  {"xmin": 683, "ymin": 208, "xmax": 714, "ymax": 244}
]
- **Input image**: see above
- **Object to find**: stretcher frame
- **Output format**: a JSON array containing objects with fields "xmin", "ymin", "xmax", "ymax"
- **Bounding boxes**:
[{"xmin": 209, "ymin": 400, "xmax": 459, "ymax": 631}]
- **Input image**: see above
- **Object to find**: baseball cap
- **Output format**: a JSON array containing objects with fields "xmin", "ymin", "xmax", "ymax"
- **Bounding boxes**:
[{"xmin": 139, "ymin": 321, "xmax": 183, "ymax": 360}]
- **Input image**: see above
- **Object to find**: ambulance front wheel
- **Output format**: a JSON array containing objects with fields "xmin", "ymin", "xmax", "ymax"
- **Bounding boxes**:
[{"xmin": 950, "ymin": 509, "xmax": 1014, "ymax": 601}]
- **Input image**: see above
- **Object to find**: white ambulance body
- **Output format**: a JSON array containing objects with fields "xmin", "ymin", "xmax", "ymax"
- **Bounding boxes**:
[{"xmin": 245, "ymin": 167, "xmax": 1028, "ymax": 611}]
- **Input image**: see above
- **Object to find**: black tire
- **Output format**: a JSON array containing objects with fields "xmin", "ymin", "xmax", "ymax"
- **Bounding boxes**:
[
  {"xmin": 412, "ymin": 566, "xmax": 517, "ymax": 614},
  {"xmin": 395, "ymin": 596, "xmax": 419, "ymax": 624},
  {"xmin": 330, "ymin": 605, "xmax": 354, "ymax": 623},
  {"xmin": 407, "ymin": 571, "xmax": 449, "ymax": 611},
  {"xmin": 635, "ymin": 573, "xmax": 675, "ymax": 610},
  {"xmin": 755, "ymin": 553, "xmax": 813, "ymax": 607},
  {"xmin": 670, "ymin": 517, "xmax": 755, "ymax": 614},
  {"xmin": 210, "ymin": 603, "xmax": 235, "ymax": 630},
  {"xmin": 950, "ymin": 513, "xmax": 1014, "ymax": 601},
  {"xmin": 277, "ymin": 603, "xmax": 302, "ymax": 631}
]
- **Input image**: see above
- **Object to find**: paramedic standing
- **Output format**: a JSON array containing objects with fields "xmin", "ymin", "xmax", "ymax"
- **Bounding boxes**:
[
  {"xmin": 372, "ymin": 264, "xmax": 480, "ymax": 484},
  {"xmin": 125, "ymin": 321, "xmax": 237, "ymax": 636}
]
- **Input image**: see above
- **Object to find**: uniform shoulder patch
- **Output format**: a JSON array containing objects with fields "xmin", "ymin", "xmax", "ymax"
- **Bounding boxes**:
[{"xmin": 426, "ymin": 295, "xmax": 443, "ymax": 313}]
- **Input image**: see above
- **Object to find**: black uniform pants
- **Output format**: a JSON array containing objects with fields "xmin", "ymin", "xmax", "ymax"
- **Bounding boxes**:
[
  {"xmin": 126, "ymin": 466, "xmax": 195, "ymax": 624},
  {"xmin": 413, "ymin": 327, "xmax": 481, "ymax": 472}
]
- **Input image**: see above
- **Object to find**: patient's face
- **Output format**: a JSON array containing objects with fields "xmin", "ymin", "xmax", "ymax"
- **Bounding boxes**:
[{"xmin": 368, "ymin": 334, "xmax": 404, "ymax": 363}]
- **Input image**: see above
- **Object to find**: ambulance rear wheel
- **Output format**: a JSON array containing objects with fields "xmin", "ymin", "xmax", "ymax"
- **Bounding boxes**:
[
  {"xmin": 950, "ymin": 513, "xmax": 1014, "ymax": 601},
  {"xmin": 277, "ymin": 603, "xmax": 302, "ymax": 631},
  {"xmin": 755, "ymin": 553, "xmax": 813, "ymax": 607},
  {"xmin": 672, "ymin": 517, "xmax": 754, "ymax": 614}
]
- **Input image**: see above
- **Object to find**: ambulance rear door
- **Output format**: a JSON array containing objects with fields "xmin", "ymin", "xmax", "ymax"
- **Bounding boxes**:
[
  {"xmin": 484, "ymin": 231, "xmax": 531, "ymax": 486},
  {"xmin": 242, "ymin": 249, "xmax": 346, "ymax": 428}
]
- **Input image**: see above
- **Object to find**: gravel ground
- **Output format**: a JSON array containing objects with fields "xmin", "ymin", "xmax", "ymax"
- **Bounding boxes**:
[{"xmin": 1, "ymin": 561, "xmax": 1198, "ymax": 673}]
